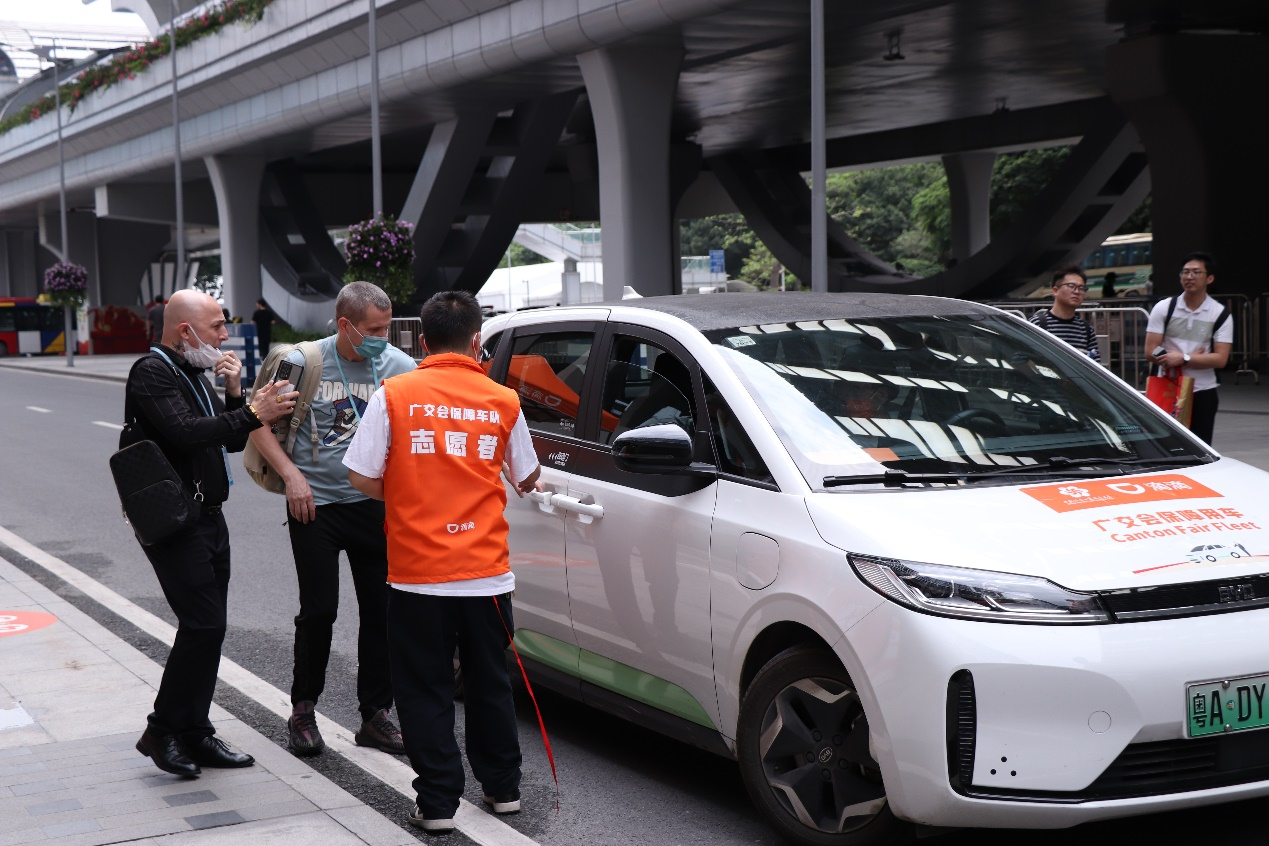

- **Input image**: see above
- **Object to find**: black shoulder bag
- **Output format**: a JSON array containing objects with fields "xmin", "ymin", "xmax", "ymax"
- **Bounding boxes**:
[{"xmin": 109, "ymin": 355, "xmax": 202, "ymax": 546}]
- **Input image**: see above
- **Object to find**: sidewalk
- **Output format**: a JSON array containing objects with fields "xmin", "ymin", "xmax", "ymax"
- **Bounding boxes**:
[
  {"xmin": 0, "ymin": 552, "xmax": 414, "ymax": 846},
  {"xmin": 2, "ymin": 352, "xmax": 1267, "ymax": 411}
]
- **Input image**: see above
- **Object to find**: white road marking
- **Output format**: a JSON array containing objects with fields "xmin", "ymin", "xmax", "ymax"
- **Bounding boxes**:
[
  {"xmin": 92, "ymin": 421, "xmax": 124, "ymax": 430},
  {"xmin": 25, "ymin": 406, "xmax": 51, "ymax": 413},
  {"xmin": 0, "ymin": 525, "xmax": 541, "ymax": 846}
]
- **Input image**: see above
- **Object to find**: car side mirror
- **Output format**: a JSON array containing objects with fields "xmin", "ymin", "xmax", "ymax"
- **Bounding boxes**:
[{"xmin": 612, "ymin": 424, "xmax": 695, "ymax": 474}]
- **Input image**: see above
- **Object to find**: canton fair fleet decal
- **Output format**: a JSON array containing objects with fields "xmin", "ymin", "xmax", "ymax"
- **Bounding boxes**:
[
  {"xmin": 1021, "ymin": 474, "xmax": 1222, "ymax": 512},
  {"xmin": 1023, "ymin": 473, "xmax": 1267, "ymax": 574}
]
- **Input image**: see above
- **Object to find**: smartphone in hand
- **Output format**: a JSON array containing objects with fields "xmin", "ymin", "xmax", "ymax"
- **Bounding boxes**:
[{"xmin": 273, "ymin": 359, "xmax": 304, "ymax": 389}]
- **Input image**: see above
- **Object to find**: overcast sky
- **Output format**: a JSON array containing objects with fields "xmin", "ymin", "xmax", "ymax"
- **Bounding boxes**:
[{"xmin": 0, "ymin": 0, "xmax": 143, "ymax": 28}]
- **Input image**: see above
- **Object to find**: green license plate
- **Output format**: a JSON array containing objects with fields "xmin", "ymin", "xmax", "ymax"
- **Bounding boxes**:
[{"xmin": 1187, "ymin": 674, "xmax": 1269, "ymax": 737}]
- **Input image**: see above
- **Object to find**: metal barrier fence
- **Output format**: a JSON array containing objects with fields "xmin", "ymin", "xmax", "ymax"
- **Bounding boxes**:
[
  {"xmin": 1214, "ymin": 293, "xmax": 1260, "ymax": 385},
  {"xmin": 389, "ymin": 318, "xmax": 425, "ymax": 360},
  {"xmin": 223, "ymin": 323, "xmax": 259, "ymax": 382},
  {"xmin": 988, "ymin": 294, "xmax": 1269, "ymax": 388},
  {"xmin": 1255, "ymin": 293, "xmax": 1269, "ymax": 378},
  {"xmin": 983, "ymin": 300, "xmax": 1153, "ymax": 389}
]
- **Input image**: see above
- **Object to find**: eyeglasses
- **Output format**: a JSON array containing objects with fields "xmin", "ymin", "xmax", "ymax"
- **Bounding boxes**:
[
  {"xmin": 1180, "ymin": 269, "xmax": 1206, "ymax": 278},
  {"xmin": 1057, "ymin": 283, "xmax": 1088, "ymax": 293}
]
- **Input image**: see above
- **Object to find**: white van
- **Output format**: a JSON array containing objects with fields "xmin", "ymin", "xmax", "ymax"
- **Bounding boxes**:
[{"xmin": 479, "ymin": 293, "xmax": 1269, "ymax": 844}]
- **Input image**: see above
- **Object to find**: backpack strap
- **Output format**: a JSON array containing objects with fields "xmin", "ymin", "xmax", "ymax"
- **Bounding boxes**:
[
  {"xmin": 1210, "ymin": 304, "xmax": 1232, "ymax": 352},
  {"xmin": 1162, "ymin": 295, "xmax": 1178, "ymax": 335},
  {"xmin": 280, "ymin": 340, "xmax": 324, "ymax": 463}
]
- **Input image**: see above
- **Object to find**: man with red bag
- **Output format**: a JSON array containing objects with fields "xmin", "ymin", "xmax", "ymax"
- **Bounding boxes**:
[{"xmin": 1144, "ymin": 252, "xmax": 1233, "ymax": 445}]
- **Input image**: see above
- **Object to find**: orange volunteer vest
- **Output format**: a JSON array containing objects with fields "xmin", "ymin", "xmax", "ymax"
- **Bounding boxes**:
[{"xmin": 380, "ymin": 353, "xmax": 525, "ymax": 584}]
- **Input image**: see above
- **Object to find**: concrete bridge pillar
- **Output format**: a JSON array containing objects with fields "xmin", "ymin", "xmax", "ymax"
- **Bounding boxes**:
[
  {"xmin": 578, "ymin": 42, "xmax": 684, "ymax": 301},
  {"xmin": 943, "ymin": 152, "xmax": 995, "ymax": 262},
  {"xmin": 562, "ymin": 257, "xmax": 581, "ymax": 304},
  {"xmin": 206, "ymin": 155, "xmax": 266, "ymax": 321},
  {"xmin": 1108, "ymin": 33, "xmax": 1269, "ymax": 298},
  {"xmin": 0, "ymin": 231, "xmax": 38, "ymax": 298}
]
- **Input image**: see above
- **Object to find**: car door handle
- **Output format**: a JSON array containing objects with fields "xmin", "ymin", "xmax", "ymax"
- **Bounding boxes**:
[
  {"xmin": 551, "ymin": 494, "xmax": 604, "ymax": 519},
  {"xmin": 526, "ymin": 489, "xmax": 560, "ymax": 514}
]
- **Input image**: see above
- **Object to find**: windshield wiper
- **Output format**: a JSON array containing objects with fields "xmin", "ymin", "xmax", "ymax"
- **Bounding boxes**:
[
  {"xmin": 966, "ymin": 454, "xmax": 1209, "ymax": 477},
  {"xmin": 822, "ymin": 455, "xmax": 1209, "ymax": 488}
]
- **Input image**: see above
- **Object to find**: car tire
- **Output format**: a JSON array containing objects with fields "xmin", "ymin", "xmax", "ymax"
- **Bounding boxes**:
[
  {"xmin": 737, "ymin": 646, "xmax": 910, "ymax": 846},
  {"xmin": 0, "ymin": 340, "xmax": 8, "ymax": 357}
]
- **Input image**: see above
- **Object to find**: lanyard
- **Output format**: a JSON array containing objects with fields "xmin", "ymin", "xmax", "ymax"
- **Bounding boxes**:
[
  {"xmin": 151, "ymin": 347, "xmax": 234, "ymax": 489},
  {"xmin": 332, "ymin": 349, "xmax": 379, "ymax": 423}
]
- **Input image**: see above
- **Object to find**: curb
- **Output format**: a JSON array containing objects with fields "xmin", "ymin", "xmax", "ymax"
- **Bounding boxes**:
[{"xmin": 0, "ymin": 361, "xmax": 130, "ymax": 383}]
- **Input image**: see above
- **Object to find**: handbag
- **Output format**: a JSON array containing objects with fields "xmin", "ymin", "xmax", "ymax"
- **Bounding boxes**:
[
  {"xmin": 1145, "ymin": 367, "xmax": 1195, "ymax": 429},
  {"xmin": 110, "ymin": 437, "xmax": 201, "ymax": 546},
  {"xmin": 109, "ymin": 363, "xmax": 203, "ymax": 546}
]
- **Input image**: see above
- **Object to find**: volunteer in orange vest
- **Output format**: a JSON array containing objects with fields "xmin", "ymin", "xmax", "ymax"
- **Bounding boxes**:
[{"xmin": 344, "ymin": 290, "xmax": 540, "ymax": 834}]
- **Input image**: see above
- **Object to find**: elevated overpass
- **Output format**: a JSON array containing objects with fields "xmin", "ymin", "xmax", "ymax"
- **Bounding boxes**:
[{"xmin": 0, "ymin": 0, "xmax": 1265, "ymax": 329}]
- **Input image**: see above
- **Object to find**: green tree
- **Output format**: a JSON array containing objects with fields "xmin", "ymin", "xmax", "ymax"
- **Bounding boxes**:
[
  {"xmin": 826, "ymin": 163, "xmax": 944, "ymax": 264},
  {"xmin": 680, "ymin": 214, "xmax": 753, "ymax": 278},
  {"xmin": 507, "ymin": 243, "xmax": 550, "ymax": 266},
  {"xmin": 1115, "ymin": 195, "xmax": 1151, "ymax": 235},
  {"xmin": 989, "ymin": 147, "xmax": 1071, "ymax": 236}
]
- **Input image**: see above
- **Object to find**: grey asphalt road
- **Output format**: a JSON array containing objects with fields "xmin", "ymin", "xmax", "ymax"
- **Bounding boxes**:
[{"xmin": 3, "ymin": 365, "xmax": 1269, "ymax": 846}]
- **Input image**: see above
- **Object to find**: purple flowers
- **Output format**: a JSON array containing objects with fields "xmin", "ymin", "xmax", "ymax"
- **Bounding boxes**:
[
  {"xmin": 343, "ymin": 215, "xmax": 417, "ymax": 304},
  {"xmin": 43, "ymin": 262, "xmax": 88, "ymax": 307}
]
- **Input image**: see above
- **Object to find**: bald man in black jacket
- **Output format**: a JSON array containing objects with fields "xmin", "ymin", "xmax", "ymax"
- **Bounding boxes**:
[{"xmin": 125, "ymin": 290, "xmax": 297, "ymax": 776}]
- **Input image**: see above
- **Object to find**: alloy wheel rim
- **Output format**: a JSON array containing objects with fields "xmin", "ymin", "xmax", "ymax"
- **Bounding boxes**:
[{"xmin": 758, "ymin": 677, "xmax": 886, "ymax": 834}]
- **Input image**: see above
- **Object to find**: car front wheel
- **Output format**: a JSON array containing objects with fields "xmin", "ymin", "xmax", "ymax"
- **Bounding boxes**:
[{"xmin": 737, "ymin": 646, "xmax": 909, "ymax": 845}]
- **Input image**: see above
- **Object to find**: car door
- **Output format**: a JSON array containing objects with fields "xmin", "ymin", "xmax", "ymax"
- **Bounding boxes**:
[
  {"xmin": 493, "ymin": 323, "xmax": 601, "ymax": 669},
  {"xmin": 563, "ymin": 323, "xmax": 721, "ymax": 731}
]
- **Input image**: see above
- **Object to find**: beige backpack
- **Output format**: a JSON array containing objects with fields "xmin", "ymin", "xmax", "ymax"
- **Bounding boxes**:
[{"xmin": 242, "ymin": 340, "xmax": 323, "ymax": 493}]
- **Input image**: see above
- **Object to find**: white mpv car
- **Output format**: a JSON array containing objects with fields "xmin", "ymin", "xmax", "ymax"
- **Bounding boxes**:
[{"xmin": 480, "ymin": 293, "xmax": 1269, "ymax": 845}]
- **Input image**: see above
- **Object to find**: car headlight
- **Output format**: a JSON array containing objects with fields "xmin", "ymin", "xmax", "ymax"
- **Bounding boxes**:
[{"xmin": 848, "ymin": 553, "xmax": 1109, "ymax": 624}]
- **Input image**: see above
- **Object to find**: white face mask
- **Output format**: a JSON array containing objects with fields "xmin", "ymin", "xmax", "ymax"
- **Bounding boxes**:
[{"xmin": 183, "ymin": 327, "xmax": 222, "ymax": 369}]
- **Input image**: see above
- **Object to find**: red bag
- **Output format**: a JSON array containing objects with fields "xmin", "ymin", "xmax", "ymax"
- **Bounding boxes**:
[{"xmin": 1146, "ymin": 368, "xmax": 1194, "ymax": 429}]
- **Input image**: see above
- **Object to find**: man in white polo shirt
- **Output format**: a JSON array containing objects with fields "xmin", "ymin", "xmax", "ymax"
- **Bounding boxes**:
[{"xmin": 1145, "ymin": 252, "xmax": 1233, "ymax": 445}]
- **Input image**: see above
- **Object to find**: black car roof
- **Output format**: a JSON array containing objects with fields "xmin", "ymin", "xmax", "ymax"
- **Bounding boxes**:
[{"xmin": 614, "ymin": 292, "xmax": 997, "ymax": 333}]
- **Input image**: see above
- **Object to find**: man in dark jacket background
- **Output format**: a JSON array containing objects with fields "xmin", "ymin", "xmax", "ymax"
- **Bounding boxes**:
[{"xmin": 125, "ymin": 290, "xmax": 297, "ymax": 776}]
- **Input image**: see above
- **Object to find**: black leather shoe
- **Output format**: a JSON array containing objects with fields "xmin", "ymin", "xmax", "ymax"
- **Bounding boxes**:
[
  {"xmin": 185, "ymin": 735, "xmax": 255, "ymax": 768},
  {"xmin": 136, "ymin": 729, "xmax": 200, "ymax": 777}
]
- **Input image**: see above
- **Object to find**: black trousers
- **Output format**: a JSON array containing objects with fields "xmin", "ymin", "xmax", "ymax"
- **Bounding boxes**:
[
  {"xmin": 142, "ymin": 510, "xmax": 230, "ymax": 740},
  {"xmin": 389, "ymin": 590, "xmax": 521, "ymax": 818},
  {"xmin": 287, "ymin": 498, "xmax": 392, "ymax": 721},
  {"xmin": 1190, "ymin": 387, "xmax": 1219, "ymax": 445}
]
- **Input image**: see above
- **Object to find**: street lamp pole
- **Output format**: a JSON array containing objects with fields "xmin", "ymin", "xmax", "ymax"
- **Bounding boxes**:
[
  {"xmin": 369, "ymin": 0, "xmax": 382, "ymax": 217},
  {"xmin": 50, "ymin": 38, "xmax": 74, "ymax": 367},
  {"xmin": 170, "ymin": 0, "xmax": 186, "ymax": 291},
  {"xmin": 810, "ymin": 0, "xmax": 827, "ymax": 293}
]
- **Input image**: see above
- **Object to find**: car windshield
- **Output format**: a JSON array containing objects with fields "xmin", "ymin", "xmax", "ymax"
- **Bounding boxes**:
[{"xmin": 705, "ymin": 312, "xmax": 1212, "ymax": 490}]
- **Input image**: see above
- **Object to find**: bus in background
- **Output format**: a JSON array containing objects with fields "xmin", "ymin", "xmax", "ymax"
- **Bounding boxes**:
[
  {"xmin": 0, "ymin": 298, "xmax": 72, "ymax": 357},
  {"xmin": 1081, "ymin": 232, "xmax": 1152, "ymax": 297}
]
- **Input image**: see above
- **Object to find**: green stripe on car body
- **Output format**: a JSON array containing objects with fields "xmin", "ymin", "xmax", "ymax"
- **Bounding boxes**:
[{"xmin": 513, "ymin": 629, "xmax": 716, "ymax": 729}]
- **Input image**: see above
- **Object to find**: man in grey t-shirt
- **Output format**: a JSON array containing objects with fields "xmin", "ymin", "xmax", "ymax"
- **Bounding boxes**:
[{"xmin": 248, "ymin": 281, "xmax": 415, "ymax": 757}]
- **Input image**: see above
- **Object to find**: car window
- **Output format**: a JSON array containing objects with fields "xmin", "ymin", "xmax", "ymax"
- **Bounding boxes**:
[
  {"xmin": 505, "ymin": 331, "xmax": 594, "ymax": 438},
  {"xmin": 703, "ymin": 376, "xmax": 773, "ymax": 484},
  {"xmin": 479, "ymin": 330, "xmax": 503, "ymax": 374},
  {"xmin": 0, "ymin": 308, "xmax": 14, "ymax": 333},
  {"xmin": 595, "ymin": 336, "xmax": 695, "ymax": 445},
  {"xmin": 705, "ymin": 315, "xmax": 1210, "ymax": 490}
]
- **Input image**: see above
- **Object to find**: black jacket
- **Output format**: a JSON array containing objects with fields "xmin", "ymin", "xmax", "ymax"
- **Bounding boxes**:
[{"xmin": 123, "ymin": 346, "xmax": 260, "ymax": 507}]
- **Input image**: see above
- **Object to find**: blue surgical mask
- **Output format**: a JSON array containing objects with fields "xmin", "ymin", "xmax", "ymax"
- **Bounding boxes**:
[{"xmin": 348, "ymin": 322, "xmax": 388, "ymax": 358}]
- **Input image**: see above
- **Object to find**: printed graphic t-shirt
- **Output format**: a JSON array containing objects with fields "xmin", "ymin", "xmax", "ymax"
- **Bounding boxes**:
[{"xmin": 284, "ymin": 336, "xmax": 416, "ymax": 505}]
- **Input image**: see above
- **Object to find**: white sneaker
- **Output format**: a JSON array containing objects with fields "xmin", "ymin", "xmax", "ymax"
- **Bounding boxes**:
[
  {"xmin": 482, "ymin": 791, "xmax": 521, "ymax": 814},
  {"xmin": 408, "ymin": 804, "xmax": 455, "ymax": 833}
]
